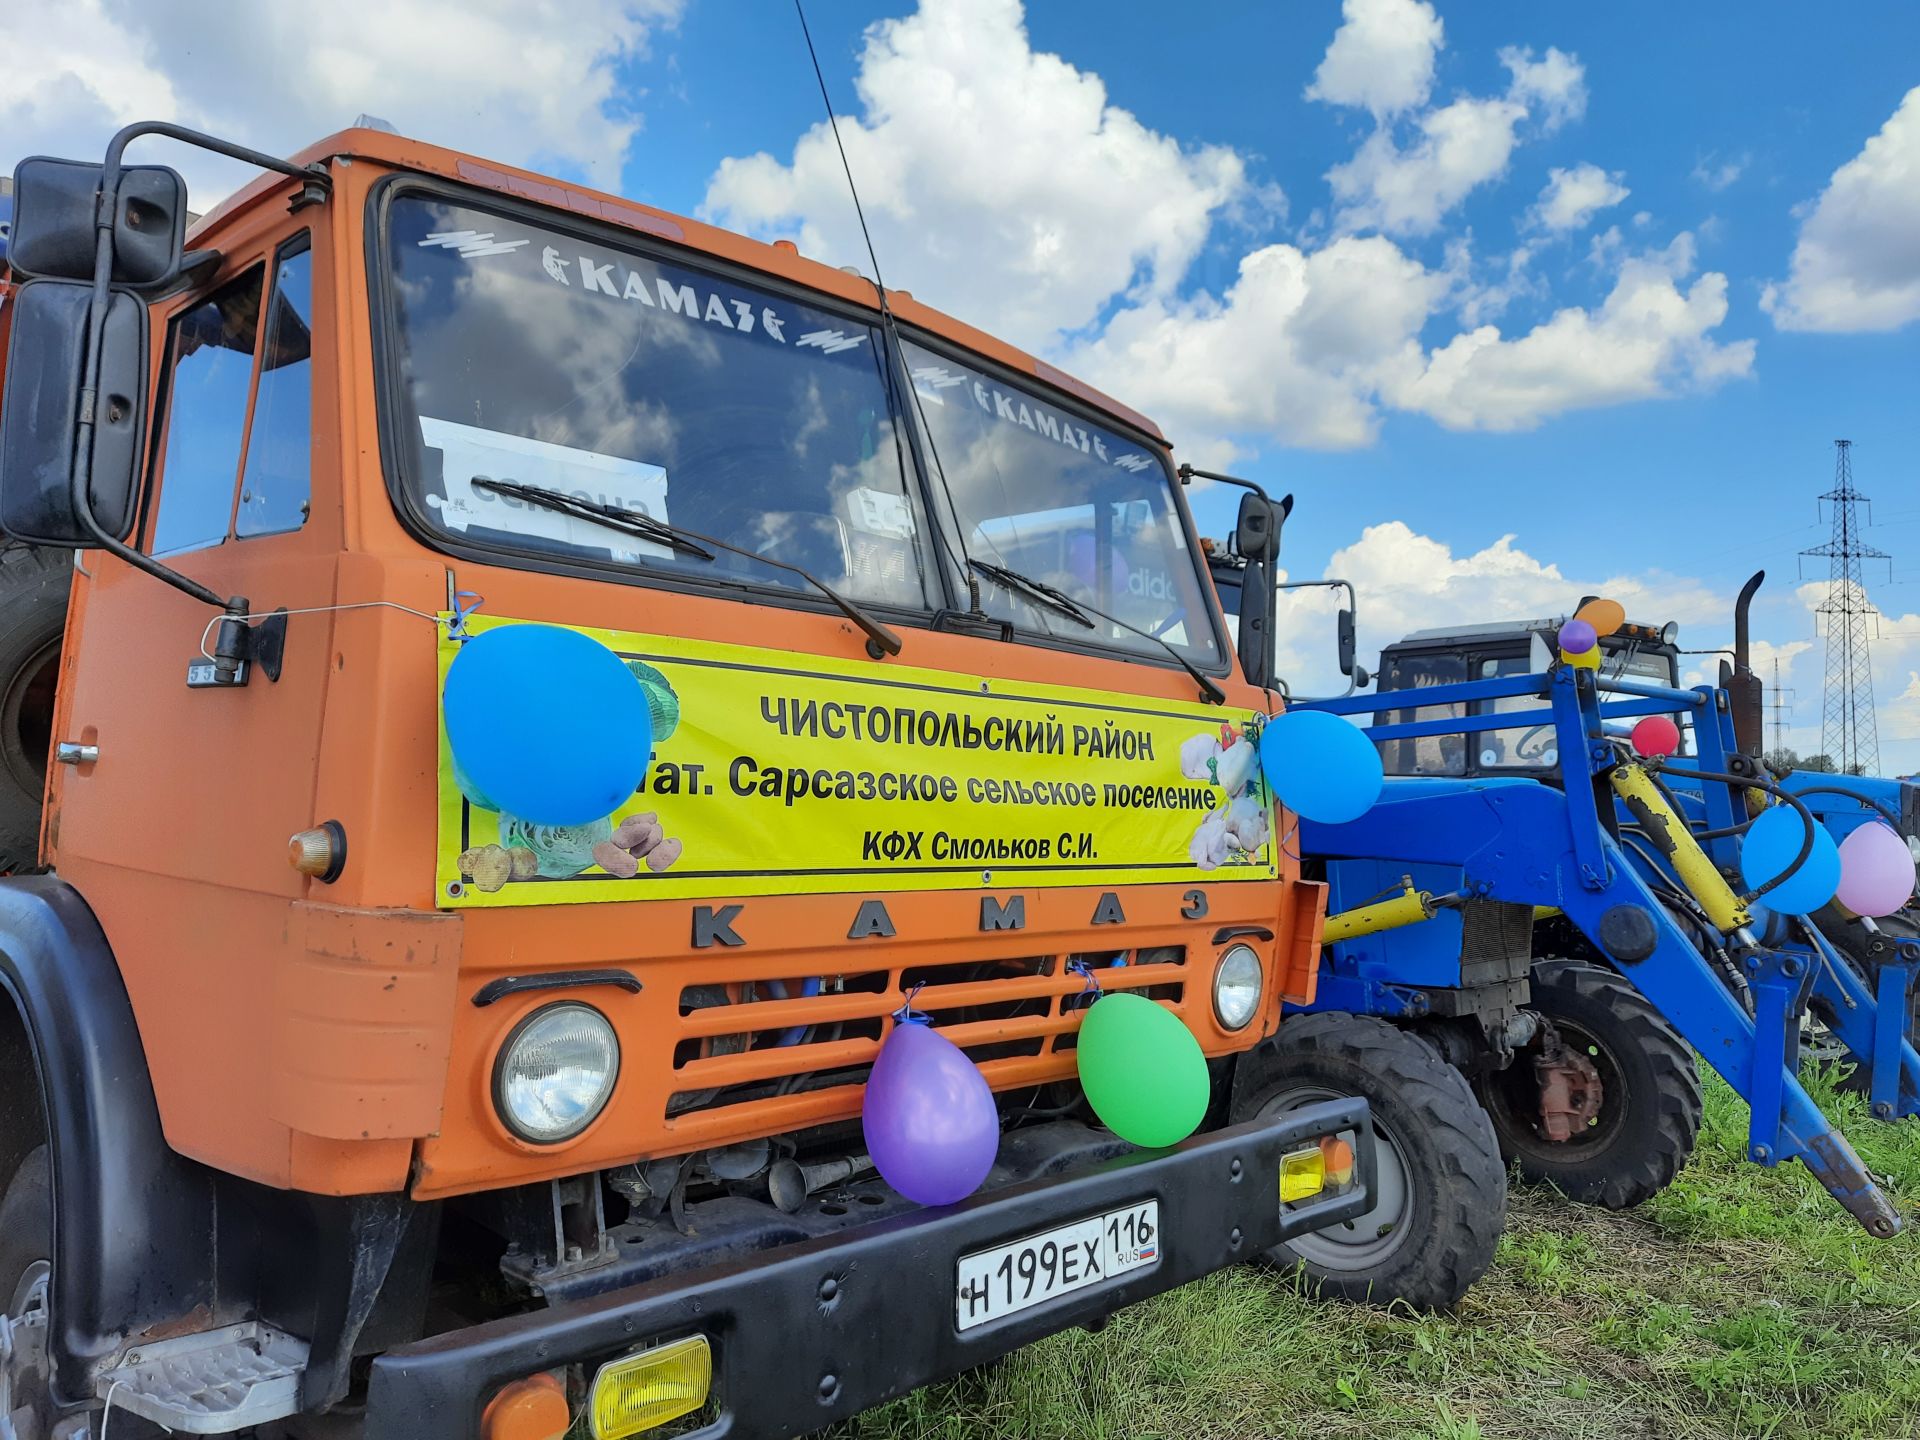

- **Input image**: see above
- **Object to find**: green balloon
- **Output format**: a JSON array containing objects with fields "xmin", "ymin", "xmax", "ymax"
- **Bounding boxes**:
[{"xmin": 1076, "ymin": 992, "xmax": 1209, "ymax": 1147}]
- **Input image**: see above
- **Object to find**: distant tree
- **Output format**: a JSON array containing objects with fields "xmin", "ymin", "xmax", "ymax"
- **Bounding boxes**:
[
  {"xmin": 1801, "ymin": 753, "xmax": 1838, "ymax": 773},
  {"xmin": 1847, "ymin": 762, "xmax": 1870, "ymax": 776},
  {"xmin": 1764, "ymin": 747, "xmax": 1801, "ymax": 771}
]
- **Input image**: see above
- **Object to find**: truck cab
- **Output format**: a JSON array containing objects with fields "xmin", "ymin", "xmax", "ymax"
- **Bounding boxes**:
[{"xmin": 0, "ymin": 126, "xmax": 1388, "ymax": 1440}]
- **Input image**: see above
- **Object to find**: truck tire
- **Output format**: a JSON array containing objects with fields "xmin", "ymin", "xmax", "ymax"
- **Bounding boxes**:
[
  {"xmin": 1233, "ymin": 1012, "xmax": 1504, "ymax": 1311},
  {"xmin": 1478, "ymin": 958, "xmax": 1701, "ymax": 1208},
  {"xmin": 0, "ymin": 545, "xmax": 69, "ymax": 873},
  {"xmin": 0, "ymin": 1146, "xmax": 56, "ymax": 1440}
]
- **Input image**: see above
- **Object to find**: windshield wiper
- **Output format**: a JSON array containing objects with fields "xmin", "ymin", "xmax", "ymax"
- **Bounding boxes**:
[
  {"xmin": 969, "ymin": 559, "xmax": 1096, "ymax": 629},
  {"xmin": 473, "ymin": 478, "xmax": 903, "ymax": 658},
  {"xmin": 968, "ymin": 559, "xmax": 1225, "ymax": 705}
]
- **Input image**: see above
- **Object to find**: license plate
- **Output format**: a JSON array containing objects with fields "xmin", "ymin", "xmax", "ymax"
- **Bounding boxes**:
[{"xmin": 954, "ymin": 1200, "xmax": 1160, "ymax": 1331}]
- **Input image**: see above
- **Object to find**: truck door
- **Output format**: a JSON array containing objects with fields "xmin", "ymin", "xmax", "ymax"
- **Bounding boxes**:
[{"xmin": 46, "ymin": 224, "xmax": 341, "ymax": 1170}]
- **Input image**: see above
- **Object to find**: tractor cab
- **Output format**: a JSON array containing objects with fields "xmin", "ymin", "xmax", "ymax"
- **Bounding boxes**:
[{"xmin": 1372, "ymin": 616, "xmax": 1684, "ymax": 778}]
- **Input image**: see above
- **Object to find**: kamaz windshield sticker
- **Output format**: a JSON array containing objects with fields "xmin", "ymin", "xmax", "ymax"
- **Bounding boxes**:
[
  {"xmin": 911, "ymin": 363, "xmax": 1153, "ymax": 474},
  {"xmin": 531, "ymin": 241, "xmax": 870, "ymax": 355}
]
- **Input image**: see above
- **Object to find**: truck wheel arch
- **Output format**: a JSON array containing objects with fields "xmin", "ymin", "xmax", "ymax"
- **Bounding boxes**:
[{"xmin": 0, "ymin": 874, "xmax": 216, "ymax": 1403}]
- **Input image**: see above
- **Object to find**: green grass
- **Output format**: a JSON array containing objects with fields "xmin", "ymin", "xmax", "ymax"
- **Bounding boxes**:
[{"xmin": 830, "ymin": 1068, "xmax": 1920, "ymax": 1440}]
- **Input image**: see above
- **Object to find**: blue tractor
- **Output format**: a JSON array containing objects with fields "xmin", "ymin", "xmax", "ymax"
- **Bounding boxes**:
[
  {"xmin": 1196, "ymin": 476, "xmax": 1917, "ymax": 1309},
  {"xmin": 1361, "ymin": 569, "xmax": 1920, "ymax": 1090}
]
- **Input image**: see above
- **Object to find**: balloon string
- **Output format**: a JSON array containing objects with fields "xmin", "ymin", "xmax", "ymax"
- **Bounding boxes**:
[
  {"xmin": 1066, "ymin": 958, "xmax": 1102, "ymax": 1010},
  {"xmin": 448, "ymin": 590, "xmax": 486, "ymax": 636},
  {"xmin": 891, "ymin": 980, "xmax": 930, "ymax": 1026}
]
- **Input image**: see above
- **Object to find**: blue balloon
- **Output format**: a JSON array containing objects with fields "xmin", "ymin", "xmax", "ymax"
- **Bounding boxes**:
[
  {"xmin": 1739, "ymin": 804, "xmax": 1841, "ymax": 915},
  {"xmin": 1258, "ymin": 709, "xmax": 1384, "ymax": 824},
  {"xmin": 443, "ymin": 625, "xmax": 654, "ymax": 827}
]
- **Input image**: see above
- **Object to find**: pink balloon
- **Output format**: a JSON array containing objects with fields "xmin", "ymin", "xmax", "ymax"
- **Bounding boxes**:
[{"xmin": 1835, "ymin": 822, "xmax": 1918, "ymax": 918}]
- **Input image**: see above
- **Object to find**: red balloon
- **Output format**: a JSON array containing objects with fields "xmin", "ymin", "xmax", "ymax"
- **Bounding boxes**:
[{"xmin": 1631, "ymin": 715, "xmax": 1681, "ymax": 759}]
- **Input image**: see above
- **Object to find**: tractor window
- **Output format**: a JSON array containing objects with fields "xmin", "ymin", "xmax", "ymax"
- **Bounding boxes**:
[
  {"xmin": 235, "ymin": 238, "xmax": 314, "ymax": 538},
  {"xmin": 151, "ymin": 267, "xmax": 264, "ymax": 556},
  {"xmin": 1376, "ymin": 652, "xmax": 1467, "ymax": 776},
  {"xmin": 1475, "ymin": 654, "xmax": 1558, "ymax": 769}
]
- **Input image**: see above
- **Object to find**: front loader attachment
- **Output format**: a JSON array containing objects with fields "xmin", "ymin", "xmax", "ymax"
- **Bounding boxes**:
[{"xmin": 1297, "ymin": 664, "xmax": 1914, "ymax": 1237}]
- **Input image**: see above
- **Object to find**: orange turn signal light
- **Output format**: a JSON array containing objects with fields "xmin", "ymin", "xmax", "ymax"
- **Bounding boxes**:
[
  {"xmin": 481, "ymin": 1373, "xmax": 570, "ymax": 1440},
  {"xmin": 287, "ymin": 820, "xmax": 347, "ymax": 883},
  {"xmin": 1320, "ymin": 1134, "xmax": 1356, "ymax": 1187}
]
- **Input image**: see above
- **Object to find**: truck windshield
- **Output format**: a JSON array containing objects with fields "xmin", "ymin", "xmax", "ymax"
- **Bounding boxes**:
[
  {"xmin": 904, "ymin": 339, "xmax": 1220, "ymax": 666},
  {"xmin": 377, "ymin": 191, "xmax": 1221, "ymax": 671},
  {"xmin": 380, "ymin": 193, "xmax": 934, "ymax": 610}
]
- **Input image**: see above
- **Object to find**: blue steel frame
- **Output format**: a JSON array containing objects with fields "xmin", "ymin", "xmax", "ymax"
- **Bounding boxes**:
[{"xmin": 1293, "ymin": 664, "xmax": 1916, "ymax": 1236}]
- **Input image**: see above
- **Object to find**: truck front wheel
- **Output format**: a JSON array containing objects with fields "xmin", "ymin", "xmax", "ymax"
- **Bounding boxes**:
[
  {"xmin": 0, "ymin": 1146, "xmax": 56, "ymax": 1440},
  {"xmin": 1233, "ymin": 1013, "xmax": 1505, "ymax": 1311},
  {"xmin": 1477, "ymin": 958, "xmax": 1702, "ymax": 1208}
]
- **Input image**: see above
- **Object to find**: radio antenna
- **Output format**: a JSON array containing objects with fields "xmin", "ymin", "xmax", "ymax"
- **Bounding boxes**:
[
  {"xmin": 792, "ymin": 0, "xmax": 984, "ymax": 615},
  {"xmin": 794, "ymin": 0, "xmax": 889, "ymax": 301}
]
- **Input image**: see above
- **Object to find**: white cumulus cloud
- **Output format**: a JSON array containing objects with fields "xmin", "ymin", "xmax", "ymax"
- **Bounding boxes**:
[
  {"xmin": 1304, "ymin": 0, "xmax": 1446, "ymax": 121},
  {"xmin": 0, "ymin": 0, "xmax": 683, "ymax": 209},
  {"xmin": 1528, "ymin": 162, "xmax": 1629, "ymax": 233},
  {"xmin": 701, "ymin": 0, "xmax": 1254, "ymax": 349},
  {"xmin": 1391, "ymin": 234, "xmax": 1754, "ymax": 430},
  {"xmin": 1323, "ymin": 45, "xmax": 1588, "ymax": 237},
  {"xmin": 1064, "ymin": 235, "xmax": 1441, "ymax": 453},
  {"xmin": 1763, "ymin": 85, "xmax": 1920, "ymax": 332}
]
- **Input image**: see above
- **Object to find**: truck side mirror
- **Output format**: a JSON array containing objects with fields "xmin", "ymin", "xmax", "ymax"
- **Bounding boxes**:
[
  {"xmin": 1234, "ymin": 491, "xmax": 1288, "ymax": 563},
  {"xmin": 1338, "ymin": 607, "xmax": 1357, "ymax": 676},
  {"xmin": 8, "ymin": 157, "xmax": 188, "ymax": 288},
  {"xmin": 0, "ymin": 280, "xmax": 146, "ymax": 545}
]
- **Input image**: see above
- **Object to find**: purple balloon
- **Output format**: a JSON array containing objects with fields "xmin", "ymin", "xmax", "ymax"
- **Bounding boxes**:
[
  {"xmin": 1835, "ymin": 821, "xmax": 1918, "ymax": 918},
  {"xmin": 862, "ymin": 1020, "xmax": 999, "ymax": 1205},
  {"xmin": 1558, "ymin": 618, "xmax": 1598, "ymax": 656}
]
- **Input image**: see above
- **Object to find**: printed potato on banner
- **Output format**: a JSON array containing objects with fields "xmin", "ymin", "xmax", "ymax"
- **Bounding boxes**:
[{"xmin": 436, "ymin": 614, "xmax": 1276, "ymax": 907}]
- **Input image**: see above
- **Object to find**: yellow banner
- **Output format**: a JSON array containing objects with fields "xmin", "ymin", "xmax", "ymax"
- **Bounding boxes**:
[{"xmin": 437, "ymin": 615, "xmax": 1276, "ymax": 907}]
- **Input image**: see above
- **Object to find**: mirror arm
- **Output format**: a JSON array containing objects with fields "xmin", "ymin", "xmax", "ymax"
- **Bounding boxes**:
[
  {"xmin": 70, "ymin": 129, "xmax": 286, "ymax": 672},
  {"xmin": 1275, "ymin": 577, "xmax": 1363, "ymax": 701}
]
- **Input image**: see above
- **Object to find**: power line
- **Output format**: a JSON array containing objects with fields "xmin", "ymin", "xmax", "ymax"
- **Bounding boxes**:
[
  {"xmin": 1766, "ymin": 657, "xmax": 1797, "ymax": 757},
  {"xmin": 1799, "ymin": 440, "xmax": 1891, "ymax": 774}
]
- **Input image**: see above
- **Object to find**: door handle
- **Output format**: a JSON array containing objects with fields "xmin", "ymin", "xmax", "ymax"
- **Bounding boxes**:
[{"xmin": 55, "ymin": 742, "xmax": 99, "ymax": 766}]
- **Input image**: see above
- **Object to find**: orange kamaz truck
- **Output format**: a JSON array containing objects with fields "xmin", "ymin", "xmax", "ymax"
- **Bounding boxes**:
[{"xmin": 0, "ymin": 123, "xmax": 1421, "ymax": 1440}]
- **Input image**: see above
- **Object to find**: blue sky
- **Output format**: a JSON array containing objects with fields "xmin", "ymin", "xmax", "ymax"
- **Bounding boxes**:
[{"xmin": 10, "ymin": 0, "xmax": 1919, "ymax": 767}]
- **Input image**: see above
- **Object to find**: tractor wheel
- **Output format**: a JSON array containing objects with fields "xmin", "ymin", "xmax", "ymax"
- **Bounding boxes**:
[
  {"xmin": 1233, "ymin": 1012, "xmax": 1504, "ymax": 1311},
  {"xmin": 1478, "ymin": 958, "xmax": 1701, "ymax": 1208},
  {"xmin": 0, "ymin": 1147, "xmax": 57, "ymax": 1440},
  {"xmin": 1818, "ymin": 908, "xmax": 1920, "ymax": 1097},
  {"xmin": 0, "ymin": 545, "xmax": 70, "ymax": 873}
]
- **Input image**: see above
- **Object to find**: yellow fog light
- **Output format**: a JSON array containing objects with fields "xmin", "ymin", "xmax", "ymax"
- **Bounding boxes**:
[
  {"xmin": 1280, "ymin": 1146, "xmax": 1327, "ymax": 1203},
  {"xmin": 589, "ymin": 1335, "xmax": 712, "ymax": 1439}
]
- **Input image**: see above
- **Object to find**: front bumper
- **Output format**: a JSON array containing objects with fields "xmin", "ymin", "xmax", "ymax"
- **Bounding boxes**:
[{"xmin": 365, "ymin": 1100, "xmax": 1373, "ymax": 1440}]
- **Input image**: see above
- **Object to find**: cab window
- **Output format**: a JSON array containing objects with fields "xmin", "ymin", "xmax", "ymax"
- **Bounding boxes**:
[
  {"xmin": 237, "ymin": 239, "xmax": 314, "ymax": 537},
  {"xmin": 1377, "ymin": 653, "xmax": 1467, "ymax": 776},
  {"xmin": 152, "ymin": 267, "xmax": 263, "ymax": 556},
  {"xmin": 1474, "ymin": 654, "xmax": 1559, "ymax": 769},
  {"xmin": 150, "ymin": 235, "xmax": 314, "ymax": 556}
]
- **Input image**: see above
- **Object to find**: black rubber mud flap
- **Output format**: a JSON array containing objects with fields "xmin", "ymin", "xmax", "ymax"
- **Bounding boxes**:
[{"xmin": 0, "ymin": 544, "xmax": 69, "ymax": 872}]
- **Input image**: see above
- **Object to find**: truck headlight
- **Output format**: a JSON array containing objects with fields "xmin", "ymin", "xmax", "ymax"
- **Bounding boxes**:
[
  {"xmin": 1212, "ymin": 944, "xmax": 1263, "ymax": 1030},
  {"xmin": 494, "ymin": 1002, "xmax": 620, "ymax": 1144}
]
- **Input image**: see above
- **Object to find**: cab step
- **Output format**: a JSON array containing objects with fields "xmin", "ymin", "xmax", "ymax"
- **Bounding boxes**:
[{"xmin": 94, "ymin": 1323, "xmax": 308, "ymax": 1434}]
